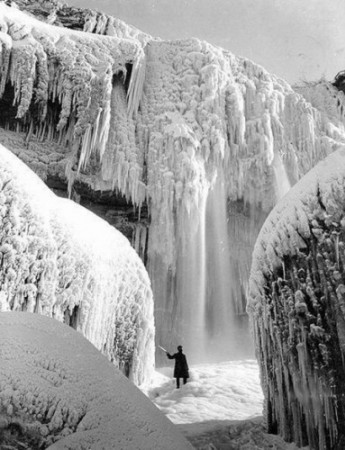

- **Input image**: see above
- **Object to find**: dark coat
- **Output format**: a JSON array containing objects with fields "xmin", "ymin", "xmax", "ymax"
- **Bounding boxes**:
[{"xmin": 167, "ymin": 351, "xmax": 189, "ymax": 379}]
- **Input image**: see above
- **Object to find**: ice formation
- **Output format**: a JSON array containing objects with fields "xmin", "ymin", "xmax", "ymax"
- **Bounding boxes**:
[
  {"xmin": 1, "ymin": 1, "xmax": 345, "ymax": 361},
  {"xmin": 0, "ymin": 142, "xmax": 154, "ymax": 386},
  {"xmin": 248, "ymin": 146, "xmax": 345, "ymax": 449},
  {"xmin": 0, "ymin": 312, "xmax": 192, "ymax": 449}
]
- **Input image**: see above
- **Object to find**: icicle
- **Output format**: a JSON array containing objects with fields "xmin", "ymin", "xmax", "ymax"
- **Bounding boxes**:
[
  {"xmin": 127, "ymin": 50, "xmax": 146, "ymax": 118},
  {"xmin": 34, "ymin": 44, "xmax": 49, "ymax": 119},
  {"xmin": 133, "ymin": 224, "xmax": 148, "ymax": 261},
  {"xmin": 77, "ymin": 124, "xmax": 92, "ymax": 172},
  {"xmin": 0, "ymin": 31, "xmax": 12, "ymax": 96},
  {"xmin": 97, "ymin": 69, "xmax": 112, "ymax": 161},
  {"xmin": 90, "ymin": 107, "xmax": 102, "ymax": 153}
]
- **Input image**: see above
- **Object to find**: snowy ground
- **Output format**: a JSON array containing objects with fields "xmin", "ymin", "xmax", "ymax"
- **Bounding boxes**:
[
  {"xmin": 146, "ymin": 360, "xmax": 263, "ymax": 424},
  {"xmin": 144, "ymin": 360, "xmax": 309, "ymax": 449}
]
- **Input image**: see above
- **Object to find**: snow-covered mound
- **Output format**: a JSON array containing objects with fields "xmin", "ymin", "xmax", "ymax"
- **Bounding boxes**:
[
  {"xmin": 0, "ymin": 312, "xmax": 192, "ymax": 450},
  {"xmin": 248, "ymin": 146, "xmax": 345, "ymax": 449},
  {"xmin": 0, "ymin": 143, "xmax": 154, "ymax": 385}
]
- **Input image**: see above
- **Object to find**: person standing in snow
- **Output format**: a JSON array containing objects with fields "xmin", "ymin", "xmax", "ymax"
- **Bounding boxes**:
[{"xmin": 166, "ymin": 345, "xmax": 189, "ymax": 388}]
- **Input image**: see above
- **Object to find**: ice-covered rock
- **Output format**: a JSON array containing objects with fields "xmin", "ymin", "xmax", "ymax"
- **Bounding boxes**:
[
  {"xmin": 0, "ymin": 142, "xmax": 154, "ymax": 386},
  {"xmin": 248, "ymin": 146, "xmax": 345, "ymax": 449},
  {"xmin": 295, "ymin": 78, "xmax": 345, "ymax": 143},
  {"xmin": 0, "ymin": 312, "xmax": 192, "ymax": 450}
]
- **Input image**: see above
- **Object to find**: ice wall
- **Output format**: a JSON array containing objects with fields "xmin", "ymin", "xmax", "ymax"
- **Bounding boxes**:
[
  {"xmin": 0, "ymin": 143, "xmax": 154, "ymax": 386},
  {"xmin": 1, "ymin": 2, "xmax": 345, "ymax": 362},
  {"xmin": 248, "ymin": 147, "xmax": 345, "ymax": 449}
]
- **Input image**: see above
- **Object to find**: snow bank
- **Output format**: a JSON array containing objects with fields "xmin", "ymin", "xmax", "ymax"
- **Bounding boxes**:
[
  {"xmin": 248, "ymin": 146, "xmax": 345, "ymax": 449},
  {"xmin": 0, "ymin": 143, "xmax": 154, "ymax": 385},
  {"xmin": 0, "ymin": 312, "xmax": 192, "ymax": 450}
]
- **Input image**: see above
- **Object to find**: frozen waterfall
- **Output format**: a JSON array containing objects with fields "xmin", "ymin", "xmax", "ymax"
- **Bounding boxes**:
[
  {"xmin": 153, "ymin": 171, "xmax": 256, "ymax": 364},
  {"xmin": 1, "ymin": 3, "xmax": 345, "ymax": 368}
]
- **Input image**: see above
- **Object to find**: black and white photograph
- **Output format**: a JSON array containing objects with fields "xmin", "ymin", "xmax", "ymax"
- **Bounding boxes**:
[{"xmin": 0, "ymin": 1, "xmax": 344, "ymax": 449}]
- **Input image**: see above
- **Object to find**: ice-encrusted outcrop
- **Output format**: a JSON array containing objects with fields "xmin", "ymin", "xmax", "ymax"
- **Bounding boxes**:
[
  {"xmin": 0, "ymin": 2, "xmax": 145, "ymax": 187},
  {"xmin": 0, "ymin": 312, "xmax": 192, "ymax": 450},
  {"xmin": 0, "ymin": 143, "xmax": 154, "ymax": 385},
  {"xmin": 12, "ymin": 0, "xmax": 151, "ymax": 43},
  {"xmin": 294, "ymin": 78, "xmax": 345, "ymax": 142},
  {"xmin": 1, "ymin": 1, "xmax": 345, "ymax": 359},
  {"xmin": 248, "ymin": 147, "xmax": 345, "ymax": 449}
]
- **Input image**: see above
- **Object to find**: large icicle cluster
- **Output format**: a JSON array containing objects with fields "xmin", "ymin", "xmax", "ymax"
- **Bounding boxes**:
[
  {"xmin": 0, "ymin": 143, "xmax": 154, "ymax": 385},
  {"xmin": 1, "ymin": 2, "xmax": 345, "ymax": 360},
  {"xmin": 248, "ymin": 147, "xmax": 345, "ymax": 449},
  {"xmin": 0, "ymin": 312, "xmax": 192, "ymax": 450},
  {"xmin": 0, "ymin": 2, "xmax": 145, "ymax": 195}
]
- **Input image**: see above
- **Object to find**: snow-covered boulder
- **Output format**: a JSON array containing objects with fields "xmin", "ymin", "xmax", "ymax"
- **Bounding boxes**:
[
  {"xmin": 0, "ymin": 143, "xmax": 154, "ymax": 385},
  {"xmin": 0, "ymin": 312, "xmax": 192, "ymax": 450},
  {"xmin": 248, "ymin": 146, "xmax": 345, "ymax": 449}
]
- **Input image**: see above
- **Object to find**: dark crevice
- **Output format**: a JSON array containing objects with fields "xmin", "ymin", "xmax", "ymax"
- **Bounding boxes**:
[
  {"xmin": 113, "ymin": 63, "xmax": 133, "ymax": 97},
  {"xmin": 124, "ymin": 63, "xmax": 133, "ymax": 92},
  {"xmin": 295, "ymin": 228, "xmax": 310, "ymax": 253},
  {"xmin": 333, "ymin": 70, "xmax": 345, "ymax": 95},
  {"xmin": 0, "ymin": 83, "xmax": 20, "ymax": 130},
  {"xmin": 64, "ymin": 305, "xmax": 80, "ymax": 329},
  {"xmin": 316, "ymin": 183, "xmax": 327, "ymax": 212}
]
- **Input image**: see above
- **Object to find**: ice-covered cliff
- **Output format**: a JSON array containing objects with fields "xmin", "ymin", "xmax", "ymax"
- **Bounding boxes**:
[
  {"xmin": 0, "ymin": 312, "xmax": 192, "ymax": 450},
  {"xmin": 1, "ymin": 1, "xmax": 345, "ymax": 360},
  {"xmin": 0, "ymin": 142, "xmax": 154, "ymax": 385},
  {"xmin": 248, "ymin": 147, "xmax": 345, "ymax": 449}
]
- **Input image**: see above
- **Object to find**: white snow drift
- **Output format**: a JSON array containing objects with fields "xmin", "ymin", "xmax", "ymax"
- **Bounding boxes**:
[{"xmin": 0, "ymin": 312, "xmax": 192, "ymax": 450}]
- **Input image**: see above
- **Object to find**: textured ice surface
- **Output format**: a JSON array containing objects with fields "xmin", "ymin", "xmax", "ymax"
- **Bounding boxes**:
[
  {"xmin": 248, "ymin": 146, "xmax": 345, "ymax": 448},
  {"xmin": 0, "ymin": 143, "xmax": 154, "ymax": 385},
  {"xmin": 0, "ymin": 312, "xmax": 192, "ymax": 450},
  {"xmin": 1, "ymin": 2, "xmax": 345, "ymax": 360}
]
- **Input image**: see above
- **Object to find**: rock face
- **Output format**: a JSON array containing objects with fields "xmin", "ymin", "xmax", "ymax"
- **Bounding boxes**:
[
  {"xmin": 0, "ymin": 143, "xmax": 154, "ymax": 386},
  {"xmin": 248, "ymin": 147, "xmax": 345, "ymax": 449},
  {"xmin": 1, "ymin": 1, "xmax": 345, "ymax": 360},
  {"xmin": 0, "ymin": 312, "xmax": 192, "ymax": 450}
]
